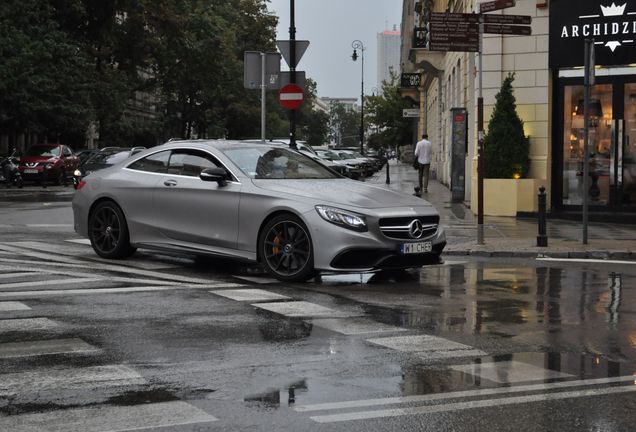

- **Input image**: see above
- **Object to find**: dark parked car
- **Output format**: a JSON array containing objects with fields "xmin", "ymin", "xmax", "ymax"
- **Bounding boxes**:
[
  {"xmin": 73, "ymin": 147, "xmax": 146, "ymax": 189},
  {"xmin": 19, "ymin": 144, "xmax": 79, "ymax": 185}
]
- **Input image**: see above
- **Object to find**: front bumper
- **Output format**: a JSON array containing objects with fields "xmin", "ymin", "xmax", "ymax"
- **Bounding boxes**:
[{"xmin": 304, "ymin": 208, "xmax": 446, "ymax": 272}]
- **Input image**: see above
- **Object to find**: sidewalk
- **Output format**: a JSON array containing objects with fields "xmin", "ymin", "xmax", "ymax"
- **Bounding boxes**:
[{"xmin": 370, "ymin": 160, "xmax": 636, "ymax": 260}]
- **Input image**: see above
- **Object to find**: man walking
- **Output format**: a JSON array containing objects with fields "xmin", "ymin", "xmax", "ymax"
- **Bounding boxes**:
[{"xmin": 414, "ymin": 133, "xmax": 432, "ymax": 195}]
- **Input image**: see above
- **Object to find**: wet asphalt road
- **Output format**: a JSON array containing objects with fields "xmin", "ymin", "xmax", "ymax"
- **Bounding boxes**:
[{"xmin": 0, "ymin": 188, "xmax": 636, "ymax": 431}]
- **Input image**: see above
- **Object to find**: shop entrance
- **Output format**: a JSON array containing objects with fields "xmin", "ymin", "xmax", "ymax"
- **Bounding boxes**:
[{"xmin": 560, "ymin": 79, "xmax": 636, "ymax": 210}]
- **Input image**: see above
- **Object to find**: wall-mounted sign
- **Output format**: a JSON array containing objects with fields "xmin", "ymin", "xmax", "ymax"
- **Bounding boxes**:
[
  {"xmin": 550, "ymin": 0, "xmax": 636, "ymax": 68},
  {"xmin": 429, "ymin": 13, "xmax": 480, "ymax": 52},
  {"xmin": 401, "ymin": 73, "xmax": 422, "ymax": 87}
]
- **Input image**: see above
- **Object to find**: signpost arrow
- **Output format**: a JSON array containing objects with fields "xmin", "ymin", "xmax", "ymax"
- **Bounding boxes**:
[
  {"xmin": 483, "ymin": 14, "xmax": 531, "ymax": 25},
  {"xmin": 479, "ymin": 0, "xmax": 515, "ymax": 13},
  {"xmin": 279, "ymin": 83, "xmax": 304, "ymax": 110},
  {"xmin": 483, "ymin": 24, "xmax": 532, "ymax": 35}
]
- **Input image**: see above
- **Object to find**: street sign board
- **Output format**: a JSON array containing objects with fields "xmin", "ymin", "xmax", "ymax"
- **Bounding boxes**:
[
  {"xmin": 403, "ymin": 108, "xmax": 420, "ymax": 118},
  {"xmin": 482, "ymin": 14, "xmax": 531, "ymax": 25},
  {"xmin": 244, "ymin": 52, "xmax": 281, "ymax": 90},
  {"xmin": 279, "ymin": 71, "xmax": 306, "ymax": 90},
  {"xmin": 401, "ymin": 73, "xmax": 421, "ymax": 88},
  {"xmin": 276, "ymin": 40, "xmax": 310, "ymax": 68},
  {"xmin": 279, "ymin": 84, "xmax": 304, "ymax": 110},
  {"xmin": 483, "ymin": 24, "xmax": 532, "ymax": 35},
  {"xmin": 429, "ymin": 13, "xmax": 480, "ymax": 52},
  {"xmin": 479, "ymin": 0, "xmax": 515, "ymax": 13}
]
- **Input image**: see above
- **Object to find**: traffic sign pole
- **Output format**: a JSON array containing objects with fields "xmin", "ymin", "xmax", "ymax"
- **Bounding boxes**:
[
  {"xmin": 261, "ymin": 53, "xmax": 266, "ymax": 141},
  {"xmin": 289, "ymin": 0, "xmax": 297, "ymax": 149},
  {"xmin": 477, "ymin": 15, "xmax": 485, "ymax": 245}
]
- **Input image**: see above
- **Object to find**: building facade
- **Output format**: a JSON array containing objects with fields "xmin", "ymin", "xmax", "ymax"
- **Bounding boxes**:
[
  {"xmin": 377, "ymin": 27, "xmax": 402, "ymax": 89},
  {"xmin": 401, "ymin": 0, "xmax": 636, "ymax": 219}
]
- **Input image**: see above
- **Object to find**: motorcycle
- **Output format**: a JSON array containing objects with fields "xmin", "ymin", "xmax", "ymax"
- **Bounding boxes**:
[{"xmin": 0, "ymin": 151, "xmax": 23, "ymax": 188}]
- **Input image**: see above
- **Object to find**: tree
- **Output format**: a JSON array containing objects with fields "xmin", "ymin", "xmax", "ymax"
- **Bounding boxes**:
[
  {"xmin": 484, "ymin": 73, "xmax": 530, "ymax": 178},
  {"xmin": 328, "ymin": 103, "xmax": 359, "ymax": 147},
  {"xmin": 0, "ymin": 0, "xmax": 94, "ymax": 145},
  {"xmin": 364, "ymin": 70, "xmax": 414, "ymax": 151}
]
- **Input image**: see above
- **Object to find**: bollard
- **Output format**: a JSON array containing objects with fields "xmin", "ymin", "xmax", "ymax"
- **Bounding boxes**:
[
  {"xmin": 385, "ymin": 160, "xmax": 390, "ymax": 184},
  {"xmin": 537, "ymin": 186, "xmax": 548, "ymax": 247}
]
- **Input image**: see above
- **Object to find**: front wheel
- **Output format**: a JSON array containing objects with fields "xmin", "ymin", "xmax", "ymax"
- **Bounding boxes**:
[
  {"xmin": 88, "ymin": 201, "xmax": 136, "ymax": 259},
  {"xmin": 258, "ymin": 214, "xmax": 316, "ymax": 282}
]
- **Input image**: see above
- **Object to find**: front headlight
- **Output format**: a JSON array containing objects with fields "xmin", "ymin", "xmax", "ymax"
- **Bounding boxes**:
[
  {"xmin": 73, "ymin": 169, "xmax": 82, "ymax": 176},
  {"xmin": 315, "ymin": 205, "xmax": 367, "ymax": 232}
]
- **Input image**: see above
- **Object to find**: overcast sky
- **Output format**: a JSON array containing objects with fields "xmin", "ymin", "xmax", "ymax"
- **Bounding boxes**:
[{"xmin": 266, "ymin": 0, "xmax": 402, "ymax": 101}]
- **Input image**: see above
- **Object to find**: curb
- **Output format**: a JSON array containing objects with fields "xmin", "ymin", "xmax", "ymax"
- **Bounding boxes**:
[{"xmin": 443, "ymin": 250, "xmax": 636, "ymax": 261}]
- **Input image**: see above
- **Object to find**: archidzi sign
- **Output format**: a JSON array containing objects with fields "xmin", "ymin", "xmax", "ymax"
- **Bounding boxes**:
[{"xmin": 550, "ymin": 0, "xmax": 636, "ymax": 68}]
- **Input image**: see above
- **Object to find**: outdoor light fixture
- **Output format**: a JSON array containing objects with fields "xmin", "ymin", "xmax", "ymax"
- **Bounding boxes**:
[{"xmin": 351, "ymin": 40, "xmax": 365, "ymax": 155}]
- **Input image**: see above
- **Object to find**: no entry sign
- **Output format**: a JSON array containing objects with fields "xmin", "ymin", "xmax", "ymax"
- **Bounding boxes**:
[{"xmin": 279, "ymin": 83, "xmax": 304, "ymax": 109}]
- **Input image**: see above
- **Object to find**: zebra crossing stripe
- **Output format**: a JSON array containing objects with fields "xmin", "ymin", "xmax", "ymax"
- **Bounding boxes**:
[
  {"xmin": 0, "ymin": 400, "xmax": 217, "ymax": 431},
  {"xmin": 213, "ymin": 288, "xmax": 290, "ymax": 302},
  {"xmin": 309, "ymin": 318, "xmax": 408, "ymax": 335},
  {"xmin": 296, "ymin": 374, "xmax": 636, "ymax": 412},
  {"xmin": 0, "ymin": 318, "xmax": 59, "ymax": 334},
  {"xmin": 0, "ymin": 338, "xmax": 98, "ymax": 359},
  {"xmin": 252, "ymin": 301, "xmax": 359, "ymax": 318},
  {"xmin": 0, "ymin": 283, "xmax": 245, "ymax": 298},
  {"xmin": 0, "ymin": 365, "xmax": 145, "ymax": 396},
  {"xmin": 0, "ymin": 301, "xmax": 31, "ymax": 311},
  {"xmin": 309, "ymin": 385, "xmax": 636, "ymax": 423}
]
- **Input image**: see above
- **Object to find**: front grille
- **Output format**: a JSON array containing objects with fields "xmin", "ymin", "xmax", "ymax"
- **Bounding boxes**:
[{"xmin": 379, "ymin": 215, "xmax": 439, "ymax": 240}]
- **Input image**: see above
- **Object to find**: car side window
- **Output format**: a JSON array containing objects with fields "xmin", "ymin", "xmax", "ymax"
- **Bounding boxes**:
[
  {"xmin": 63, "ymin": 147, "xmax": 72, "ymax": 157},
  {"xmin": 167, "ymin": 149, "xmax": 225, "ymax": 178},
  {"xmin": 127, "ymin": 150, "xmax": 170, "ymax": 173}
]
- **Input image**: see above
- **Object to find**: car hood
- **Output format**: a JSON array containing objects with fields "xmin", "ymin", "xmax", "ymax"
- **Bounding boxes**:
[
  {"xmin": 252, "ymin": 179, "xmax": 432, "ymax": 209},
  {"xmin": 20, "ymin": 156, "xmax": 57, "ymax": 164}
]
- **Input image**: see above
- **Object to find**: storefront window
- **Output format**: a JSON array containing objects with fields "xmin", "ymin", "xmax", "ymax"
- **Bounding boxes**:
[{"xmin": 562, "ymin": 85, "xmax": 613, "ymax": 205}]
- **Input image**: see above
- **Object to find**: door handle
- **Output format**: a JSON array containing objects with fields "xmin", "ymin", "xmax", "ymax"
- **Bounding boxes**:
[{"xmin": 163, "ymin": 179, "xmax": 178, "ymax": 187}]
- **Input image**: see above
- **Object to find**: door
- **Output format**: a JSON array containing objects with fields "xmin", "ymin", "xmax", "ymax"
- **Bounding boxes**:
[
  {"xmin": 152, "ymin": 148, "xmax": 241, "ymax": 251},
  {"xmin": 621, "ymin": 84, "xmax": 636, "ymax": 206}
]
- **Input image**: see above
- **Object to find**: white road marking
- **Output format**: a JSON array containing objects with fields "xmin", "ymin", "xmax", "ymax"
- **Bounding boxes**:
[
  {"xmin": 412, "ymin": 349, "xmax": 489, "ymax": 361},
  {"xmin": 310, "ymin": 318, "xmax": 407, "ymax": 335},
  {"xmin": 309, "ymin": 385, "xmax": 636, "ymax": 423},
  {"xmin": 0, "ymin": 272, "xmax": 38, "ymax": 280},
  {"xmin": 0, "ymin": 318, "xmax": 59, "ymax": 333},
  {"xmin": 537, "ymin": 257, "xmax": 636, "ymax": 265},
  {"xmin": 0, "ymin": 400, "xmax": 217, "ymax": 431},
  {"xmin": 0, "ymin": 301, "xmax": 31, "ymax": 311},
  {"xmin": 213, "ymin": 288, "xmax": 290, "ymax": 302},
  {"xmin": 24, "ymin": 224, "xmax": 73, "ymax": 228},
  {"xmin": 65, "ymin": 238, "xmax": 91, "ymax": 245},
  {"xmin": 450, "ymin": 361, "xmax": 574, "ymax": 383},
  {"xmin": 253, "ymin": 301, "xmax": 357, "ymax": 318},
  {"xmin": 0, "ymin": 283, "xmax": 244, "ymax": 298},
  {"xmin": 0, "ymin": 278, "xmax": 105, "ymax": 290},
  {"xmin": 0, "ymin": 255, "xmax": 216, "ymax": 284},
  {"xmin": 367, "ymin": 334, "xmax": 484, "ymax": 354},
  {"xmin": 0, "ymin": 365, "xmax": 145, "ymax": 396},
  {"xmin": 294, "ymin": 375, "xmax": 636, "ymax": 412},
  {"xmin": 0, "ymin": 338, "xmax": 98, "ymax": 359},
  {"xmin": 232, "ymin": 275, "xmax": 281, "ymax": 284}
]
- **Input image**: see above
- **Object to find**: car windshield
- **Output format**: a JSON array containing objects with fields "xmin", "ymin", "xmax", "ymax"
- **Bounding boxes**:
[
  {"xmin": 26, "ymin": 146, "xmax": 60, "ymax": 157},
  {"xmin": 224, "ymin": 146, "xmax": 339, "ymax": 179},
  {"xmin": 317, "ymin": 150, "xmax": 341, "ymax": 160},
  {"xmin": 85, "ymin": 150, "xmax": 130, "ymax": 167}
]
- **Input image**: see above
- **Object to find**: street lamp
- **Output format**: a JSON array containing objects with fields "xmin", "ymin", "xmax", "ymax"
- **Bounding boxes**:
[{"xmin": 351, "ymin": 40, "xmax": 365, "ymax": 155}]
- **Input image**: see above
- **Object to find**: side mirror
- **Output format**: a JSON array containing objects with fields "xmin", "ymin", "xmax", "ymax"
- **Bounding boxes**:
[{"xmin": 200, "ymin": 167, "xmax": 228, "ymax": 186}]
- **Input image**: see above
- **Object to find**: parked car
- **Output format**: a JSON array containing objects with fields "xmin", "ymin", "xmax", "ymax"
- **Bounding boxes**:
[
  {"xmin": 19, "ymin": 144, "xmax": 80, "ymax": 186},
  {"xmin": 72, "ymin": 147, "xmax": 146, "ymax": 188},
  {"xmin": 72, "ymin": 140, "xmax": 446, "ymax": 282},
  {"xmin": 315, "ymin": 149, "xmax": 365, "ymax": 180}
]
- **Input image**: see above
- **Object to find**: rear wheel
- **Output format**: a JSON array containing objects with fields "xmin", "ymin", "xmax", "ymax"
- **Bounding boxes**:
[
  {"xmin": 89, "ymin": 201, "xmax": 136, "ymax": 259},
  {"xmin": 259, "ymin": 214, "xmax": 315, "ymax": 282}
]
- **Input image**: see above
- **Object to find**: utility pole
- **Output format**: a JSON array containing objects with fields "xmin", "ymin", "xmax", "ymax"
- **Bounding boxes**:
[{"xmin": 289, "ymin": 0, "xmax": 297, "ymax": 149}]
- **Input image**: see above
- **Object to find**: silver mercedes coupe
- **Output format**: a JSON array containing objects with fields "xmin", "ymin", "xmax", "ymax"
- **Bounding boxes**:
[{"xmin": 72, "ymin": 140, "xmax": 446, "ymax": 282}]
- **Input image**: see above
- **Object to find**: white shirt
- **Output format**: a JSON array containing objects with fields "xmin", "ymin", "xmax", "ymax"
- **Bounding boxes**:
[{"xmin": 415, "ymin": 138, "xmax": 432, "ymax": 164}]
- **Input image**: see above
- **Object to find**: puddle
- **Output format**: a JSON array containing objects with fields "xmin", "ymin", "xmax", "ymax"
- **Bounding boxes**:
[{"xmin": 107, "ymin": 389, "xmax": 178, "ymax": 406}]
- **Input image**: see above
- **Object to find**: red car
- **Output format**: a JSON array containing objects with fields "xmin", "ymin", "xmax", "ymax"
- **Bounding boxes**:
[{"xmin": 19, "ymin": 144, "xmax": 80, "ymax": 185}]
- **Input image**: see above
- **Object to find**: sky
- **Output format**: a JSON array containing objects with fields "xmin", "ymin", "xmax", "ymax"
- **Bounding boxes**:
[{"xmin": 266, "ymin": 0, "xmax": 402, "ymax": 101}]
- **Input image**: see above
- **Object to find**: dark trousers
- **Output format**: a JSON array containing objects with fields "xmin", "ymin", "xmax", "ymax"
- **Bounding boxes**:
[{"xmin": 418, "ymin": 163, "xmax": 430, "ymax": 192}]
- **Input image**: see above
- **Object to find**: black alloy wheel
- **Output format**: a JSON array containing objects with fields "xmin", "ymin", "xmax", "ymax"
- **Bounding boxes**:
[
  {"xmin": 259, "ymin": 214, "xmax": 315, "ymax": 282},
  {"xmin": 88, "ymin": 201, "xmax": 136, "ymax": 259}
]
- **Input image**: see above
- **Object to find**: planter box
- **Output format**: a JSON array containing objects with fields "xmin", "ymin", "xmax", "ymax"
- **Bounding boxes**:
[{"xmin": 470, "ymin": 178, "xmax": 548, "ymax": 216}]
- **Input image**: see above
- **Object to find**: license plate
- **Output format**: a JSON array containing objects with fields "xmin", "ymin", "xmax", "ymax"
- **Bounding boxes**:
[
  {"xmin": 400, "ymin": 241, "xmax": 432, "ymax": 254},
  {"xmin": 24, "ymin": 169, "xmax": 38, "ymax": 174}
]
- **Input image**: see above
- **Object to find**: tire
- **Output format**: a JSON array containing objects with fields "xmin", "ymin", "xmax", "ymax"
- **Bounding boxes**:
[
  {"xmin": 258, "ymin": 214, "xmax": 316, "ymax": 282},
  {"xmin": 88, "ymin": 201, "xmax": 136, "ymax": 259}
]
